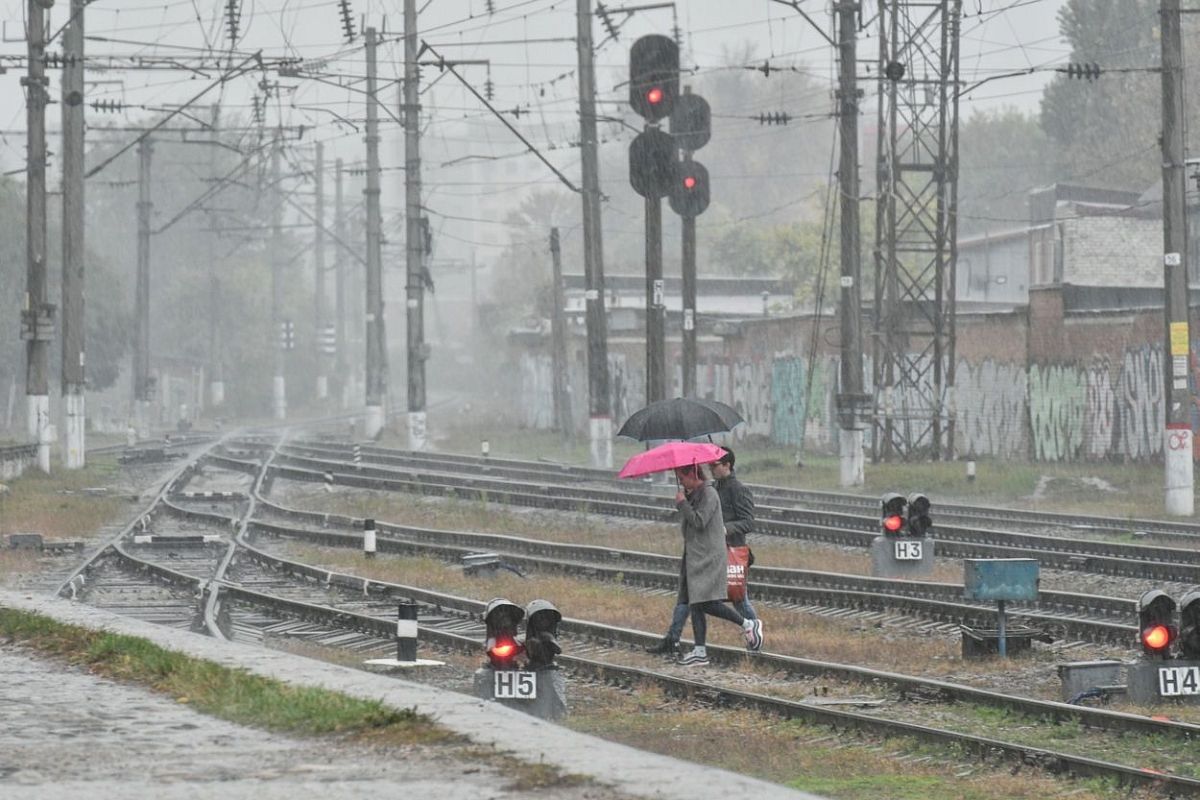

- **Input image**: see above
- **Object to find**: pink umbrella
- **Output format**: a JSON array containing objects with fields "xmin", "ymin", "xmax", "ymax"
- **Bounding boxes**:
[{"xmin": 617, "ymin": 441, "xmax": 726, "ymax": 479}]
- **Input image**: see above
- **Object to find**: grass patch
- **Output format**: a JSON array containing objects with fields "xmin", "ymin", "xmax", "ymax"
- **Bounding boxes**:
[
  {"xmin": 398, "ymin": 421, "xmax": 1194, "ymax": 521},
  {"xmin": 0, "ymin": 607, "xmax": 448, "ymax": 741},
  {"xmin": 564, "ymin": 682, "xmax": 1149, "ymax": 800},
  {"xmin": 0, "ymin": 455, "xmax": 125, "ymax": 540}
]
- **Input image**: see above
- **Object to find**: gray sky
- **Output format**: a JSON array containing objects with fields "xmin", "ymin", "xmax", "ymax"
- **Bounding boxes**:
[{"xmin": 0, "ymin": 0, "xmax": 1070, "ymax": 177}]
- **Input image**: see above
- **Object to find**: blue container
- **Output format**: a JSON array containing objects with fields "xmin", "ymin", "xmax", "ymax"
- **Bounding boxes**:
[{"xmin": 962, "ymin": 558, "xmax": 1039, "ymax": 601}]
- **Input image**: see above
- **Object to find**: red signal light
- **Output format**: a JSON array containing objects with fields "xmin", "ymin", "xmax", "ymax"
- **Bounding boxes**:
[
  {"xmin": 487, "ymin": 635, "xmax": 524, "ymax": 668},
  {"xmin": 683, "ymin": 175, "xmax": 696, "ymax": 190},
  {"xmin": 646, "ymin": 86, "xmax": 664, "ymax": 105},
  {"xmin": 883, "ymin": 514, "xmax": 903, "ymax": 533},
  {"xmin": 1142, "ymin": 624, "xmax": 1173, "ymax": 652}
]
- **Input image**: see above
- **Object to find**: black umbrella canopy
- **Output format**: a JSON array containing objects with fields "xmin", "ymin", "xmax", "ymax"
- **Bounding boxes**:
[{"xmin": 616, "ymin": 397, "xmax": 745, "ymax": 442}]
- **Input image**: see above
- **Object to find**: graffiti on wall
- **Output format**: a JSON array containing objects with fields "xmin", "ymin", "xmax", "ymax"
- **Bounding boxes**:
[
  {"xmin": 955, "ymin": 359, "xmax": 1027, "ymax": 458},
  {"xmin": 519, "ymin": 340, "xmax": 1171, "ymax": 462},
  {"xmin": 1115, "ymin": 346, "xmax": 1164, "ymax": 460},
  {"xmin": 770, "ymin": 357, "xmax": 806, "ymax": 446}
]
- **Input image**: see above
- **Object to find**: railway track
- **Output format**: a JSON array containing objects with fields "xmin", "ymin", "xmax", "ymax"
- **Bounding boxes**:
[
  {"xmin": 285, "ymin": 441, "xmax": 1200, "ymax": 544},
  {"xmin": 258, "ymin": 443, "xmax": 1200, "ymax": 584},
  {"xmin": 53, "ymin": 433, "xmax": 1200, "ymax": 794}
]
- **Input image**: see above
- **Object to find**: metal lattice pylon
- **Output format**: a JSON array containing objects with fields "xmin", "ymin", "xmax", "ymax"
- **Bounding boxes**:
[{"xmin": 872, "ymin": 0, "xmax": 962, "ymax": 461}]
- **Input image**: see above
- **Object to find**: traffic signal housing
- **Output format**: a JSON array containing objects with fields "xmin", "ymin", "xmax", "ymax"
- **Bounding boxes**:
[
  {"xmin": 1138, "ymin": 589, "xmax": 1178, "ymax": 659},
  {"xmin": 484, "ymin": 597, "xmax": 525, "ymax": 669},
  {"xmin": 523, "ymin": 599, "xmax": 562, "ymax": 670},
  {"xmin": 629, "ymin": 35, "xmax": 679, "ymax": 121},
  {"xmin": 629, "ymin": 127, "xmax": 675, "ymax": 198},
  {"xmin": 906, "ymin": 492, "xmax": 932, "ymax": 537},
  {"xmin": 670, "ymin": 92, "xmax": 710, "ymax": 152},
  {"xmin": 669, "ymin": 159, "xmax": 710, "ymax": 217},
  {"xmin": 1179, "ymin": 590, "xmax": 1200, "ymax": 660},
  {"xmin": 880, "ymin": 492, "xmax": 906, "ymax": 535}
]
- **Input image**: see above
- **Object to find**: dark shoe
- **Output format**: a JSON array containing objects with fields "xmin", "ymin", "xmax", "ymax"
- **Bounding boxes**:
[{"xmin": 644, "ymin": 636, "xmax": 678, "ymax": 655}]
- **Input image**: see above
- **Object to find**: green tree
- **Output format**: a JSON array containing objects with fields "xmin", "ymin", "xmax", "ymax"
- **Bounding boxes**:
[
  {"xmin": 1039, "ymin": 0, "xmax": 1162, "ymax": 190},
  {"xmin": 957, "ymin": 107, "xmax": 1056, "ymax": 234}
]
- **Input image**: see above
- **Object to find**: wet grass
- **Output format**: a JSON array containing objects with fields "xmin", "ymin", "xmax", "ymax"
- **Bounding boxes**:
[
  {"xmin": 564, "ymin": 681, "xmax": 1163, "ymax": 800},
  {"xmin": 0, "ymin": 455, "xmax": 125, "ymax": 540},
  {"xmin": 0, "ymin": 607, "xmax": 447, "ymax": 739},
  {"xmin": 390, "ymin": 422, "xmax": 1189, "ymax": 522}
]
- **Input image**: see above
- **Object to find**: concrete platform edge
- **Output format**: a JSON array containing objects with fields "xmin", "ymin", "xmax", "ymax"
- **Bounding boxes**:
[{"xmin": 0, "ymin": 589, "xmax": 823, "ymax": 800}]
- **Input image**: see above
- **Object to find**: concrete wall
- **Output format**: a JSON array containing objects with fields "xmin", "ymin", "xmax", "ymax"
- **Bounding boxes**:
[{"xmin": 514, "ymin": 286, "xmax": 1192, "ymax": 462}]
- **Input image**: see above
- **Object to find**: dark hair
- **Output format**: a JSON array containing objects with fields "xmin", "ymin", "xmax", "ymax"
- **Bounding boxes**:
[
  {"xmin": 676, "ymin": 464, "xmax": 698, "ymax": 478},
  {"xmin": 718, "ymin": 448, "xmax": 735, "ymax": 468}
]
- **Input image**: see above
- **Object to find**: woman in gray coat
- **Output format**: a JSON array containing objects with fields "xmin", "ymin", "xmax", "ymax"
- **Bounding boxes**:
[{"xmin": 674, "ymin": 463, "xmax": 764, "ymax": 666}]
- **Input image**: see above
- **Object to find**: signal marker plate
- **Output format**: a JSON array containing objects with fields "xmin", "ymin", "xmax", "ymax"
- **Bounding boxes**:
[
  {"xmin": 1158, "ymin": 665, "xmax": 1200, "ymax": 696},
  {"xmin": 494, "ymin": 670, "xmax": 537, "ymax": 700},
  {"xmin": 894, "ymin": 540, "xmax": 923, "ymax": 561}
]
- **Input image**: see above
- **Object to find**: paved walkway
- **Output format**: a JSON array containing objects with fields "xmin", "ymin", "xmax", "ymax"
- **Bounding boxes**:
[{"xmin": 0, "ymin": 589, "xmax": 823, "ymax": 800}]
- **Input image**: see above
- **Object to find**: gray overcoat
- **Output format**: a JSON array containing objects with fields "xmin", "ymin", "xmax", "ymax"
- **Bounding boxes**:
[{"xmin": 675, "ymin": 483, "xmax": 728, "ymax": 605}]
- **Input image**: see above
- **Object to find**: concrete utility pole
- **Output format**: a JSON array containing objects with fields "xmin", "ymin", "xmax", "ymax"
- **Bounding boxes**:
[
  {"xmin": 314, "ymin": 141, "xmax": 328, "ymax": 401},
  {"xmin": 835, "ymin": 0, "xmax": 866, "ymax": 488},
  {"xmin": 363, "ymin": 26, "xmax": 387, "ymax": 440},
  {"xmin": 644, "ymin": 190, "xmax": 665, "ymax": 406},
  {"xmin": 402, "ymin": 1, "xmax": 427, "ymax": 450},
  {"xmin": 133, "ymin": 139, "xmax": 153, "ymax": 437},
  {"xmin": 335, "ymin": 157, "xmax": 348, "ymax": 408},
  {"xmin": 207, "ymin": 105, "xmax": 225, "ymax": 409},
  {"xmin": 576, "ymin": 0, "xmax": 612, "ymax": 467},
  {"xmin": 61, "ymin": 0, "xmax": 86, "ymax": 469},
  {"xmin": 271, "ymin": 133, "xmax": 287, "ymax": 420},
  {"xmin": 1160, "ymin": 0, "xmax": 1194, "ymax": 515},
  {"xmin": 549, "ymin": 228, "xmax": 572, "ymax": 439},
  {"xmin": 23, "ymin": 0, "xmax": 52, "ymax": 472},
  {"xmin": 681, "ymin": 213, "xmax": 696, "ymax": 397}
]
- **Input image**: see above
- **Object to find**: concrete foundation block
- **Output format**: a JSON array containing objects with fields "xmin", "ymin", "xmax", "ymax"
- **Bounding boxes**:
[
  {"xmin": 474, "ymin": 666, "xmax": 567, "ymax": 721},
  {"xmin": 1127, "ymin": 659, "xmax": 1200, "ymax": 705},
  {"xmin": 1056, "ymin": 660, "xmax": 1124, "ymax": 703},
  {"xmin": 870, "ymin": 535, "xmax": 934, "ymax": 578},
  {"xmin": 8, "ymin": 533, "xmax": 43, "ymax": 550}
]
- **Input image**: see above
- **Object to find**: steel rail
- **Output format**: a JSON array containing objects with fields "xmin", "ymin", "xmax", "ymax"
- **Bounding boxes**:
[{"xmin": 264, "ymin": 453, "xmax": 1200, "ymax": 583}]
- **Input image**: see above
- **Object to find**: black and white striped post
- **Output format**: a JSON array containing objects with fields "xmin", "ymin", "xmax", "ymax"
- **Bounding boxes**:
[
  {"xmin": 363, "ymin": 517, "xmax": 377, "ymax": 558},
  {"xmin": 353, "ymin": 444, "xmax": 362, "ymax": 470},
  {"xmin": 396, "ymin": 601, "xmax": 418, "ymax": 662},
  {"xmin": 323, "ymin": 470, "xmax": 334, "ymax": 492}
]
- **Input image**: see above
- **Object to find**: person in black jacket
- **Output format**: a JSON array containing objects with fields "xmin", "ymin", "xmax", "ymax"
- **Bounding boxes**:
[{"xmin": 646, "ymin": 448, "xmax": 760, "ymax": 655}]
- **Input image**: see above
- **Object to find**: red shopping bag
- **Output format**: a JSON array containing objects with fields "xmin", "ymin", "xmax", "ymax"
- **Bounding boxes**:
[{"xmin": 727, "ymin": 545, "xmax": 751, "ymax": 602}]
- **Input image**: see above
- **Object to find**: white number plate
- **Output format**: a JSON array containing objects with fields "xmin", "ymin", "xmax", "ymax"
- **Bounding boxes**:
[
  {"xmin": 1158, "ymin": 665, "xmax": 1200, "ymax": 697},
  {"xmin": 493, "ymin": 670, "xmax": 537, "ymax": 700},
  {"xmin": 894, "ymin": 540, "xmax": 923, "ymax": 561}
]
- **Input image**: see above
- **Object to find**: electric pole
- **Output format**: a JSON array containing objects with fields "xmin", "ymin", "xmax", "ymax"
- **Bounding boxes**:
[
  {"xmin": 335, "ymin": 157, "xmax": 348, "ymax": 408},
  {"xmin": 271, "ymin": 133, "xmax": 287, "ymax": 420},
  {"xmin": 314, "ymin": 141, "xmax": 328, "ymax": 401},
  {"xmin": 207, "ymin": 105, "xmax": 224, "ymax": 409},
  {"xmin": 645, "ymin": 189, "xmax": 665, "ymax": 405},
  {"xmin": 681, "ymin": 212, "xmax": 696, "ymax": 398},
  {"xmin": 835, "ymin": 0, "xmax": 866, "ymax": 487},
  {"xmin": 133, "ymin": 138, "xmax": 153, "ymax": 437},
  {"xmin": 577, "ymin": 0, "xmax": 612, "ymax": 466},
  {"xmin": 403, "ymin": 0, "xmax": 427, "ymax": 450},
  {"xmin": 363, "ymin": 26, "xmax": 387, "ymax": 440},
  {"xmin": 23, "ymin": 0, "xmax": 51, "ymax": 472},
  {"xmin": 1161, "ymin": 0, "xmax": 1194, "ymax": 515},
  {"xmin": 61, "ymin": 0, "xmax": 86, "ymax": 469},
  {"xmin": 550, "ymin": 228, "xmax": 572, "ymax": 440}
]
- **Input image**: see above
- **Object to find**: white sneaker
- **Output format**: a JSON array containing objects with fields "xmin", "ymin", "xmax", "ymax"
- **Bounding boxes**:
[
  {"xmin": 743, "ymin": 619, "xmax": 763, "ymax": 651},
  {"xmin": 679, "ymin": 649, "xmax": 709, "ymax": 666}
]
